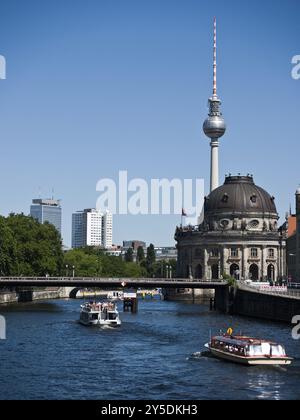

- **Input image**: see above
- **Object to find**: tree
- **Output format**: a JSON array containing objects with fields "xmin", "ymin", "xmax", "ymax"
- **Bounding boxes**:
[
  {"xmin": 63, "ymin": 247, "xmax": 144, "ymax": 278},
  {"xmin": 1, "ymin": 214, "xmax": 63, "ymax": 276},
  {"xmin": 146, "ymin": 244, "xmax": 156, "ymax": 277},
  {"xmin": 124, "ymin": 247, "xmax": 134, "ymax": 263},
  {"xmin": 0, "ymin": 217, "xmax": 17, "ymax": 275},
  {"xmin": 136, "ymin": 246, "xmax": 145, "ymax": 264}
]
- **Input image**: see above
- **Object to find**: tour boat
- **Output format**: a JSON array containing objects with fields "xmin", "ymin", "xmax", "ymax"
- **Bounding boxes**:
[
  {"xmin": 205, "ymin": 331, "xmax": 293, "ymax": 366},
  {"xmin": 79, "ymin": 301, "xmax": 121, "ymax": 327}
]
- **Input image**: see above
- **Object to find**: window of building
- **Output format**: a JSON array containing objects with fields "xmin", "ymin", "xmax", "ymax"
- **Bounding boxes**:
[
  {"xmin": 211, "ymin": 249, "xmax": 219, "ymax": 258},
  {"xmin": 268, "ymin": 248, "xmax": 275, "ymax": 258},
  {"xmin": 230, "ymin": 248, "xmax": 239, "ymax": 258},
  {"xmin": 222, "ymin": 194, "xmax": 229, "ymax": 203},
  {"xmin": 194, "ymin": 248, "xmax": 202, "ymax": 257},
  {"xmin": 251, "ymin": 248, "xmax": 258, "ymax": 258}
]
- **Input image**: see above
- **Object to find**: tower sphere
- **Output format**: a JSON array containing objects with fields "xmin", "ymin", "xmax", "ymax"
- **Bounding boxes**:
[{"xmin": 203, "ymin": 112, "xmax": 226, "ymax": 139}]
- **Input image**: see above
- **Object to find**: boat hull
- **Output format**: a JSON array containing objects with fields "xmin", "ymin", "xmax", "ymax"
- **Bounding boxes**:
[
  {"xmin": 209, "ymin": 347, "xmax": 293, "ymax": 366},
  {"xmin": 79, "ymin": 318, "xmax": 121, "ymax": 327}
]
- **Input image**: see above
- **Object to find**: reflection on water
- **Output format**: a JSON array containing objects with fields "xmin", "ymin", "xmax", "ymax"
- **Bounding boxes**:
[
  {"xmin": 246, "ymin": 371, "xmax": 285, "ymax": 400},
  {"xmin": 0, "ymin": 298, "xmax": 300, "ymax": 400}
]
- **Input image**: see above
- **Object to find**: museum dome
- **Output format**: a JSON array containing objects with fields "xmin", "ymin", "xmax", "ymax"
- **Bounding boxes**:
[{"xmin": 204, "ymin": 175, "xmax": 278, "ymax": 217}]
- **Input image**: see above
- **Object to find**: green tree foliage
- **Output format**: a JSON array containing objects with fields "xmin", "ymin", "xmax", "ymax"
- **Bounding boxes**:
[
  {"xmin": 145, "ymin": 244, "xmax": 156, "ymax": 277},
  {"xmin": 136, "ymin": 246, "xmax": 145, "ymax": 264},
  {"xmin": 124, "ymin": 247, "xmax": 134, "ymax": 263},
  {"xmin": 152, "ymin": 259, "xmax": 177, "ymax": 278},
  {"xmin": 0, "ymin": 216, "xmax": 17, "ymax": 275},
  {"xmin": 64, "ymin": 247, "xmax": 144, "ymax": 278},
  {"xmin": 0, "ymin": 214, "xmax": 63, "ymax": 276}
]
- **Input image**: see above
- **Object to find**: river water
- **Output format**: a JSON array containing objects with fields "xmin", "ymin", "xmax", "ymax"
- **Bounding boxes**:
[{"xmin": 0, "ymin": 298, "xmax": 300, "ymax": 400}]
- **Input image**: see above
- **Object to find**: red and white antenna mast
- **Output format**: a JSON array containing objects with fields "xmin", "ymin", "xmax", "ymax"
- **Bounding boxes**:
[{"xmin": 213, "ymin": 17, "xmax": 217, "ymax": 98}]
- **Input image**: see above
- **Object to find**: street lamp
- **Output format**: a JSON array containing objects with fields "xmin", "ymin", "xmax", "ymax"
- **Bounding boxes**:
[
  {"xmin": 65, "ymin": 265, "xmax": 69, "ymax": 277},
  {"xmin": 72, "ymin": 266, "xmax": 75, "ymax": 278}
]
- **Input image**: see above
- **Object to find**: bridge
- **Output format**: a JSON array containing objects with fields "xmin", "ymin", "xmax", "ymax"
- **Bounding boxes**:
[{"xmin": 0, "ymin": 277, "xmax": 227, "ymax": 290}]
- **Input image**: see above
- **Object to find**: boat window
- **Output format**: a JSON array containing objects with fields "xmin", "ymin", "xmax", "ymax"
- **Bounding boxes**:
[
  {"xmin": 91, "ymin": 314, "xmax": 98, "ymax": 320},
  {"xmin": 249, "ymin": 345, "xmax": 263, "ymax": 356},
  {"xmin": 271, "ymin": 345, "xmax": 285, "ymax": 357},
  {"xmin": 108, "ymin": 313, "xmax": 117, "ymax": 320},
  {"xmin": 261, "ymin": 342, "xmax": 271, "ymax": 355}
]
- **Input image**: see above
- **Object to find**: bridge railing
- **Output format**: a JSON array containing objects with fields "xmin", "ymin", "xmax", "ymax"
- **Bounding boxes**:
[
  {"xmin": 0, "ymin": 276, "xmax": 226, "ymax": 282},
  {"xmin": 238, "ymin": 281, "xmax": 300, "ymax": 299}
]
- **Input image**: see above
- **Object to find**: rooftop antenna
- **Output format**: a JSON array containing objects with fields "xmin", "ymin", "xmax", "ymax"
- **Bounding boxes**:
[{"xmin": 213, "ymin": 16, "xmax": 217, "ymax": 98}]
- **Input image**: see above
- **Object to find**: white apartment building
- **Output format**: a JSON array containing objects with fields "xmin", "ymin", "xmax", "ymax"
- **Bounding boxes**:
[
  {"xmin": 102, "ymin": 210, "xmax": 113, "ymax": 249},
  {"xmin": 72, "ymin": 209, "xmax": 113, "ymax": 249}
]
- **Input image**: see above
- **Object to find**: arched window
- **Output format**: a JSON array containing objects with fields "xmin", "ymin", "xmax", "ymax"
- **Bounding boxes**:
[
  {"xmin": 211, "ymin": 264, "xmax": 219, "ymax": 280},
  {"xmin": 230, "ymin": 264, "xmax": 240, "ymax": 280},
  {"xmin": 195, "ymin": 264, "xmax": 203, "ymax": 280},
  {"xmin": 267, "ymin": 264, "xmax": 275, "ymax": 281},
  {"xmin": 249, "ymin": 264, "xmax": 259, "ymax": 281}
]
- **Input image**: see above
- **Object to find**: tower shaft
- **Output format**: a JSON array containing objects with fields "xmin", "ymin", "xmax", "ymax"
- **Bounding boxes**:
[{"xmin": 210, "ymin": 139, "xmax": 219, "ymax": 192}]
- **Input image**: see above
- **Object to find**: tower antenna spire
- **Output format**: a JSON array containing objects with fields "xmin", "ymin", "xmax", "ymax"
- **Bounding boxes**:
[{"xmin": 213, "ymin": 17, "xmax": 217, "ymax": 97}]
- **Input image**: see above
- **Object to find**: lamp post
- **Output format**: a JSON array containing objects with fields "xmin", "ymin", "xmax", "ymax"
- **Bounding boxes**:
[
  {"xmin": 72, "ymin": 266, "xmax": 75, "ymax": 278},
  {"xmin": 65, "ymin": 265, "xmax": 69, "ymax": 277}
]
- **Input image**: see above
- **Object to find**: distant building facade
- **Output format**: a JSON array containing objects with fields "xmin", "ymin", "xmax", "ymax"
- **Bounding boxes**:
[
  {"xmin": 122, "ymin": 240, "xmax": 146, "ymax": 251},
  {"xmin": 287, "ymin": 189, "xmax": 300, "ymax": 283},
  {"xmin": 155, "ymin": 247, "xmax": 177, "ymax": 261},
  {"xmin": 72, "ymin": 209, "xmax": 113, "ymax": 249},
  {"xmin": 30, "ymin": 198, "xmax": 62, "ymax": 234}
]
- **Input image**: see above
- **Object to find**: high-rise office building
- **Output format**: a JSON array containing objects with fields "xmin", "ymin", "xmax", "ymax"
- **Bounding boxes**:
[
  {"xmin": 72, "ymin": 209, "xmax": 113, "ymax": 249},
  {"xmin": 30, "ymin": 198, "xmax": 62, "ymax": 234}
]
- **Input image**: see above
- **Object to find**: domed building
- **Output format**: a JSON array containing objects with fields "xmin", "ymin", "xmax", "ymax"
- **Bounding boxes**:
[
  {"xmin": 175, "ymin": 175, "xmax": 286, "ymax": 283},
  {"xmin": 170, "ymin": 20, "xmax": 286, "ymax": 300}
]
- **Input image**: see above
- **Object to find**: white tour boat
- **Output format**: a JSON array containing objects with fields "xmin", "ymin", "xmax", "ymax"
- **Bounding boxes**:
[
  {"xmin": 79, "ymin": 301, "xmax": 121, "ymax": 327},
  {"xmin": 205, "ymin": 330, "xmax": 293, "ymax": 366}
]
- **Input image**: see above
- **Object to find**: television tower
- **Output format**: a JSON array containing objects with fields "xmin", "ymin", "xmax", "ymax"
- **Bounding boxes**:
[{"xmin": 203, "ymin": 18, "xmax": 226, "ymax": 192}]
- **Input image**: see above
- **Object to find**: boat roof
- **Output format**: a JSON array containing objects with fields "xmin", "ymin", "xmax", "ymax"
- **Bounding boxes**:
[{"xmin": 212, "ymin": 335, "xmax": 279, "ymax": 347}]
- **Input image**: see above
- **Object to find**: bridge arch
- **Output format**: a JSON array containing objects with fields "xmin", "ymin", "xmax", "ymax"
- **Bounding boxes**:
[{"xmin": 69, "ymin": 288, "xmax": 81, "ymax": 299}]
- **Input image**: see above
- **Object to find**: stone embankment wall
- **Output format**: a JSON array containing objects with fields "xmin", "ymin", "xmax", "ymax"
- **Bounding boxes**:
[{"xmin": 215, "ymin": 283, "xmax": 300, "ymax": 323}]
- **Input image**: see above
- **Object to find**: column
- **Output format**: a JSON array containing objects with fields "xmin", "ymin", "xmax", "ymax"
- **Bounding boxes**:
[
  {"xmin": 242, "ymin": 246, "xmax": 247, "ymax": 280},
  {"xmin": 222, "ymin": 247, "xmax": 226, "ymax": 277},
  {"xmin": 204, "ymin": 249, "xmax": 209, "ymax": 280},
  {"xmin": 261, "ymin": 246, "xmax": 266, "ymax": 282}
]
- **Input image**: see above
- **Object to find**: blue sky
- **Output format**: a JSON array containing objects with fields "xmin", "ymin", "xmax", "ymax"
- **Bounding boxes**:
[{"xmin": 0, "ymin": 0, "xmax": 299, "ymax": 247}]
